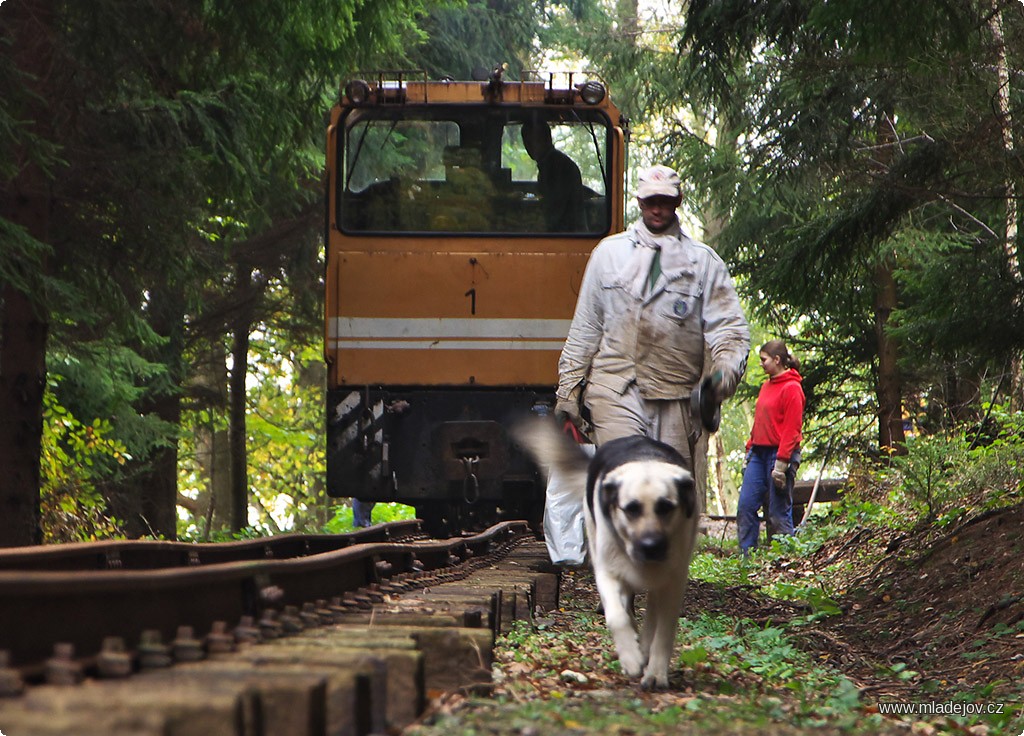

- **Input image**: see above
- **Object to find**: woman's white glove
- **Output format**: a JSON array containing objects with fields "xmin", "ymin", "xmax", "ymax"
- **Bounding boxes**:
[{"xmin": 772, "ymin": 459, "xmax": 789, "ymax": 489}]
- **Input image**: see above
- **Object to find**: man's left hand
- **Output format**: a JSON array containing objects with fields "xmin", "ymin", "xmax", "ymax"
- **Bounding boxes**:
[{"xmin": 711, "ymin": 368, "xmax": 740, "ymax": 401}]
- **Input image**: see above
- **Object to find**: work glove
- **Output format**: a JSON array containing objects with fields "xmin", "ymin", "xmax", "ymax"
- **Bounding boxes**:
[
  {"xmin": 772, "ymin": 459, "xmax": 789, "ymax": 489},
  {"xmin": 554, "ymin": 386, "xmax": 584, "ymax": 431},
  {"xmin": 710, "ymin": 368, "xmax": 740, "ymax": 402}
]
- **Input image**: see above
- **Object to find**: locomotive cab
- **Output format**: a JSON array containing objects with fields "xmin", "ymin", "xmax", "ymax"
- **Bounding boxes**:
[{"xmin": 324, "ymin": 70, "xmax": 627, "ymax": 535}]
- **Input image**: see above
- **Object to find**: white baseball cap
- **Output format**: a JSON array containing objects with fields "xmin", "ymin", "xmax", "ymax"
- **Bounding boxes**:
[{"xmin": 637, "ymin": 165, "xmax": 681, "ymax": 200}]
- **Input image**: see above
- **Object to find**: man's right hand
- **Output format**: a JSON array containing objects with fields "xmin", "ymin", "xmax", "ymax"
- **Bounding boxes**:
[
  {"xmin": 554, "ymin": 398, "xmax": 582, "ymax": 428},
  {"xmin": 554, "ymin": 387, "xmax": 584, "ymax": 430}
]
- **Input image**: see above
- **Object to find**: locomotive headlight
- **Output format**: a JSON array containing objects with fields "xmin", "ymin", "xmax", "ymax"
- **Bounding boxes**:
[
  {"xmin": 577, "ymin": 81, "xmax": 606, "ymax": 105},
  {"xmin": 344, "ymin": 79, "xmax": 371, "ymax": 105}
]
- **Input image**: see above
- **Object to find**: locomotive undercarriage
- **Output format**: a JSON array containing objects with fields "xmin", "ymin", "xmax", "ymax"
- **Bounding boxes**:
[{"xmin": 326, "ymin": 387, "xmax": 551, "ymax": 536}]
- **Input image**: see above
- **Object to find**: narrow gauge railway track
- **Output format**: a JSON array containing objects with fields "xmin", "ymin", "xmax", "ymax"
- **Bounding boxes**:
[
  {"xmin": 0, "ymin": 521, "xmax": 425, "ymax": 573},
  {"xmin": 0, "ymin": 521, "xmax": 560, "ymax": 736}
]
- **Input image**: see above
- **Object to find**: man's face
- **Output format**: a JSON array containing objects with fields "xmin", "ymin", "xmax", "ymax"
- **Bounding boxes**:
[{"xmin": 638, "ymin": 195, "xmax": 681, "ymax": 233}]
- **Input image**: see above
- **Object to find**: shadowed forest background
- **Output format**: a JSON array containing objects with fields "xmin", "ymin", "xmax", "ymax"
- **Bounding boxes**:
[{"xmin": 2, "ymin": 0, "xmax": 1023, "ymax": 546}]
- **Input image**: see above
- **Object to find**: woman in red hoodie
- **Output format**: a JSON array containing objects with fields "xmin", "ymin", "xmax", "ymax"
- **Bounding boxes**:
[{"xmin": 736, "ymin": 340, "xmax": 805, "ymax": 554}]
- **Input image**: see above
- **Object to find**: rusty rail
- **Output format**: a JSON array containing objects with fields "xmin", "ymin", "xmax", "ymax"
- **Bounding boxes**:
[
  {"xmin": 0, "ymin": 521, "xmax": 527, "ymax": 676},
  {"xmin": 0, "ymin": 522, "xmax": 560, "ymax": 735},
  {"xmin": 0, "ymin": 520, "xmax": 424, "ymax": 572}
]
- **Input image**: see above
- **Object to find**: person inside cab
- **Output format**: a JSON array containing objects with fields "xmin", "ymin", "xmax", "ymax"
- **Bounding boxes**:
[{"xmin": 521, "ymin": 119, "xmax": 584, "ymax": 232}]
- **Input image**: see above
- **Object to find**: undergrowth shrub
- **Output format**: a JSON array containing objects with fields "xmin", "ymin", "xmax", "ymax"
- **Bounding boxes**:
[
  {"xmin": 876, "ymin": 405, "xmax": 1024, "ymax": 527},
  {"xmin": 322, "ymin": 502, "xmax": 416, "ymax": 532},
  {"xmin": 41, "ymin": 379, "xmax": 129, "ymax": 542}
]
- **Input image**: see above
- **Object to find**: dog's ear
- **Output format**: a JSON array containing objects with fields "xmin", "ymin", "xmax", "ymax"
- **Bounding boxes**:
[
  {"xmin": 675, "ymin": 473, "xmax": 696, "ymax": 518},
  {"xmin": 599, "ymin": 477, "xmax": 620, "ymax": 520}
]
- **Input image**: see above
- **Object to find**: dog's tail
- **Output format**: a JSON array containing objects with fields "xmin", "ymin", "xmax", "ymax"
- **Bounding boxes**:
[{"xmin": 511, "ymin": 417, "xmax": 592, "ymax": 480}]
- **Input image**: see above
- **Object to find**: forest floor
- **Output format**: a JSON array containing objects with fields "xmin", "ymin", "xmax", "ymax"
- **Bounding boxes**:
[{"xmin": 403, "ymin": 493, "xmax": 1024, "ymax": 735}]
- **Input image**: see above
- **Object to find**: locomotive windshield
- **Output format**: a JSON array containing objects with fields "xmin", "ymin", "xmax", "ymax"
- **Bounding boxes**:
[{"xmin": 339, "ymin": 106, "xmax": 613, "ymax": 236}]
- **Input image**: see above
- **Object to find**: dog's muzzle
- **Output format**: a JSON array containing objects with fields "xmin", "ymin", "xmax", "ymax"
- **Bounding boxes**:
[{"xmin": 636, "ymin": 534, "xmax": 668, "ymax": 562}]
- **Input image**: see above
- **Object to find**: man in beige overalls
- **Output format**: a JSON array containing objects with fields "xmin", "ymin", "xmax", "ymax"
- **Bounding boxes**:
[{"xmin": 555, "ymin": 164, "xmax": 750, "ymax": 474}]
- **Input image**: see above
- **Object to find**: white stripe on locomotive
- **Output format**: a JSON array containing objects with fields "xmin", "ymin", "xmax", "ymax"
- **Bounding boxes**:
[{"xmin": 328, "ymin": 317, "xmax": 571, "ymax": 350}]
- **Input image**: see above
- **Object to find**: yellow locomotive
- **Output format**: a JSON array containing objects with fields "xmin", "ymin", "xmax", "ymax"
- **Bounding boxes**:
[{"xmin": 324, "ymin": 68, "xmax": 627, "ymax": 534}]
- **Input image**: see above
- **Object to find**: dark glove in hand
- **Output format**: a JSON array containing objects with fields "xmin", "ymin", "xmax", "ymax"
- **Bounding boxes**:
[
  {"xmin": 710, "ymin": 369, "xmax": 739, "ymax": 402},
  {"xmin": 554, "ymin": 388, "xmax": 583, "ymax": 430}
]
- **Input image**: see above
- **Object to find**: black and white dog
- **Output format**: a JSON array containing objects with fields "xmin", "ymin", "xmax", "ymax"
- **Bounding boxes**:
[{"xmin": 515, "ymin": 420, "xmax": 699, "ymax": 689}]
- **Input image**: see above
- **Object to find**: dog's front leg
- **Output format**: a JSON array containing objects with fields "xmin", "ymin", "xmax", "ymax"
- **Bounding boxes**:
[
  {"xmin": 594, "ymin": 570, "xmax": 643, "ymax": 678},
  {"xmin": 639, "ymin": 582, "xmax": 686, "ymax": 690}
]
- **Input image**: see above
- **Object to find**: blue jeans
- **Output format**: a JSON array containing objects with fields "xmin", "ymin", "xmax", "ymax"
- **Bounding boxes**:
[
  {"xmin": 352, "ymin": 499, "xmax": 375, "ymax": 528},
  {"xmin": 736, "ymin": 446, "xmax": 798, "ymax": 553}
]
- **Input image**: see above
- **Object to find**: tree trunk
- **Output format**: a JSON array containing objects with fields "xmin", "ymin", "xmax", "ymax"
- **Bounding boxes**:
[
  {"xmin": 711, "ymin": 433, "xmax": 728, "ymax": 516},
  {"xmin": 118, "ymin": 423, "xmax": 181, "ymax": 539},
  {"xmin": 873, "ymin": 260, "xmax": 906, "ymax": 451},
  {"xmin": 189, "ymin": 341, "xmax": 232, "ymax": 536},
  {"xmin": 0, "ymin": 0, "xmax": 55, "ymax": 547},
  {"xmin": 988, "ymin": 0, "xmax": 1019, "ymax": 284},
  {"xmin": 946, "ymin": 370, "xmax": 981, "ymax": 426},
  {"xmin": 229, "ymin": 326, "xmax": 250, "ymax": 532},
  {"xmin": 987, "ymin": 1, "xmax": 1022, "ymax": 410},
  {"xmin": 872, "ymin": 111, "xmax": 906, "ymax": 453},
  {"xmin": 229, "ymin": 265, "xmax": 255, "ymax": 532},
  {"xmin": 107, "ymin": 388, "xmax": 181, "ymax": 539},
  {"xmin": 0, "ymin": 289, "xmax": 47, "ymax": 547},
  {"xmin": 107, "ymin": 286, "xmax": 185, "ymax": 539}
]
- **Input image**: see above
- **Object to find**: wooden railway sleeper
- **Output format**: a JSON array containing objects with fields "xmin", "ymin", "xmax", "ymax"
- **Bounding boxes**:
[
  {"xmin": 0, "ymin": 534, "xmax": 556, "ymax": 736},
  {"xmin": 2, "ymin": 525, "xmax": 533, "ymax": 686}
]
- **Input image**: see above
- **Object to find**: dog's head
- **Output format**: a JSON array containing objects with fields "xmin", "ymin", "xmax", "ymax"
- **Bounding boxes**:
[{"xmin": 598, "ymin": 460, "xmax": 695, "ymax": 563}]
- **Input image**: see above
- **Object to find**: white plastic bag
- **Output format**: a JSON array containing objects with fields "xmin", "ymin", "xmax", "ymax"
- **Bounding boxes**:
[{"xmin": 542, "ymin": 443, "xmax": 595, "ymax": 566}]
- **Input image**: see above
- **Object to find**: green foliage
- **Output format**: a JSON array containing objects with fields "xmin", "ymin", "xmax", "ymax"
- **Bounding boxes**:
[
  {"xmin": 177, "ymin": 318, "xmax": 324, "ymax": 537},
  {"xmin": 830, "ymin": 497, "xmax": 903, "ymax": 531},
  {"xmin": 693, "ymin": 524, "xmax": 842, "ymax": 618},
  {"xmin": 889, "ymin": 228, "xmax": 1024, "ymax": 370},
  {"xmin": 876, "ymin": 407, "xmax": 1024, "ymax": 527},
  {"xmin": 675, "ymin": 0, "xmax": 1024, "ymax": 447},
  {"xmin": 245, "ymin": 329, "xmax": 326, "ymax": 531},
  {"xmin": 690, "ymin": 546, "xmax": 753, "ymax": 588},
  {"xmin": 0, "ymin": 217, "xmax": 53, "ymax": 298},
  {"xmin": 402, "ymin": 0, "xmax": 541, "ymax": 79},
  {"xmin": 49, "ymin": 341, "xmax": 178, "ymax": 461},
  {"xmin": 676, "ymin": 613, "xmax": 866, "ymax": 727},
  {"xmin": 4, "ymin": 0, "xmax": 450, "ymax": 540},
  {"xmin": 883, "ymin": 433, "xmax": 968, "ymax": 523},
  {"xmin": 322, "ymin": 503, "xmax": 416, "ymax": 533},
  {"xmin": 40, "ymin": 378, "xmax": 129, "ymax": 542},
  {"xmin": 178, "ymin": 525, "xmax": 267, "ymax": 543},
  {"xmin": 767, "ymin": 581, "xmax": 842, "ymax": 618}
]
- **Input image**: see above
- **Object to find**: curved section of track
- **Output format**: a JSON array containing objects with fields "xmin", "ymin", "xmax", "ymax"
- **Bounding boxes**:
[{"xmin": 0, "ymin": 521, "xmax": 560, "ymax": 735}]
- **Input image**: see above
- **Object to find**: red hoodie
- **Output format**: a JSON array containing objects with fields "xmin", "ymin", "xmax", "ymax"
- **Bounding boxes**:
[{"xmin": 745, "ymin": 368, "xmax": 804, "ymax": 462}]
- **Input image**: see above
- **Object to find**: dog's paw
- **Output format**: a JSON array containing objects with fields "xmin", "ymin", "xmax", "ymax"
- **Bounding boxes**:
[
  {"xmin": 640, "ymin": 667, "xmax": 669, "ymax": 691},
  {"xmin": 618, "ymin": 647, "xmax": 645, "ymax": 678}
]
